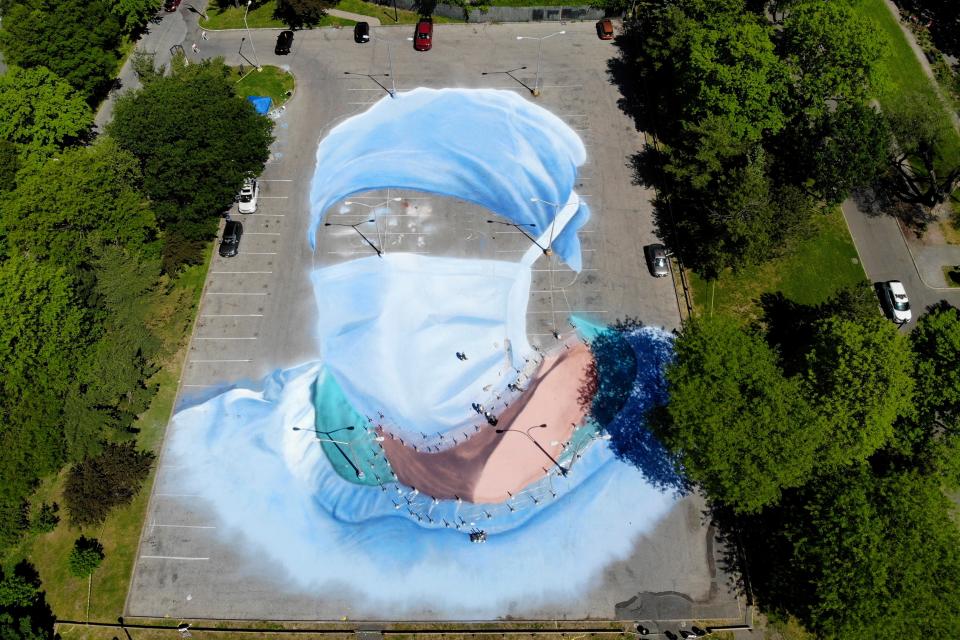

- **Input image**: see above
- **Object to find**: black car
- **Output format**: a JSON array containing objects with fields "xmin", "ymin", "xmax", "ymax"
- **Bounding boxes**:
[
  {"xmin": 643, "ymin": 243, "xmax": 670, "ymax": 277},
  {"xmin": 219, "ymin": 220, "xmax": 243, "ymax": 257},
  {"xmin": 275, "ymin": 30, "xmax": 294, "ymax": 55},
  {"xmin": 354, "ymin": 22, "xmax": 370, "ymax": 43}
]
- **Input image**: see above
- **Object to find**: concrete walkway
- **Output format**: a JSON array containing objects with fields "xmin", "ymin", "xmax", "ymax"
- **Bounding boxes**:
[{"xmin": 327, "ymin": 8, "xmax": 380, "ymax": 24}]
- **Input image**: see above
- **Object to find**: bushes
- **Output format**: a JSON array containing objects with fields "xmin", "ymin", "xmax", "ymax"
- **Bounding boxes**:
[
  {"xmin": 67, "ymin": 537, "xmax": 104, "ymax": 578},
  {"xmin": 64, "ymin": 443, "xmax": 155, "ymax": 527}
]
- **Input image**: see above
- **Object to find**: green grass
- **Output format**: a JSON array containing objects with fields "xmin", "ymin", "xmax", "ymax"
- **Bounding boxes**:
[
  {"xmin": 944, "ymin": 266, "xmax": 960, "ymax": 287},
  {"xmin": 334, "ymin": 0, "xmax": 461, "ymax": 23},
  {"xmin": 857, "ymin": 0, "xmax": 960, "ymax": 171},
  {"xmin": 7, "ymin": 255, "xmax": 213, "ymax": 623},
  {"xmin": 230, "ymin": 65, "xmax": 296, "ymax": 106},
  {"xmin": 690, "ymin": 208, "xmax": 867, "ymax": 322},
  {"xmin": 200, "ymin": 3, "xmax": 354, "ymax": 29}
]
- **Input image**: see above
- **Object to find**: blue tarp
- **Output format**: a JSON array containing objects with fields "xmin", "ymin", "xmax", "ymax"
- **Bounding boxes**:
[{"xmin": 247, "ymin": 95, "xmax": 272, "ymax": 115}]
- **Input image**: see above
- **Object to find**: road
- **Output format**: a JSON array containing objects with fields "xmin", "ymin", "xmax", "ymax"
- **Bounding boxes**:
[{"xmin": 842, "ymin": 199, "xmax": 960, "ymax": 328}]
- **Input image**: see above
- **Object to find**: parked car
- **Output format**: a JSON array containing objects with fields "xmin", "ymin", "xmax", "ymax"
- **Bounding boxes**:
[
  {"xmin": 275, "ymin": 30, "xmax": 294, "ymax": 55},
  {"xmin": 237, "ymin": 178, "xmax": 260, "ymax": 214},
  {"xmin": 413, "ymin": 18, "xmax": 433, "ymax": 51},
  {"xmin": 354, "ymin": 22, "xmax": 370, "ymax": 43},
  {"xmin": 596, "ymin": 18, "xmax": 614, "ymax": 40},
  {"xmin": 881, "ymin": 280, "xmax": 912, "ymax": 323},
  {"xmin": 163, "ymin": 0, "xmax": 181, "ymax": 11},
  {"xmin": 643, "ymin": 243, "xmax": 670, "ymax": 277},
  {"xmin": 219, "ymin": 220, "xmax": 244, "ymax": 257}
]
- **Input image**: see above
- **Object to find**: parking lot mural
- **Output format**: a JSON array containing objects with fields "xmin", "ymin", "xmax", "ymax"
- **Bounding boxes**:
[{"xmin": 166, "ymin": 89, "xmax": 680, "ymax": 617}]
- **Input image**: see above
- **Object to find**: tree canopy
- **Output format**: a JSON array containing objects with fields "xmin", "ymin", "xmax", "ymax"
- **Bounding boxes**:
[
  {"xmin": 64, "ymin": 442, "xmax": 154, "ymax": 526},
  {"xmin": 654, "ymin": 315, "xmax": 819, "ymax": 512},
  {"xmin": 615, "ymin": 0, "xmax": 888, "ymax": 277},
  {"xmin": 0, "ymin": 0, "xmax": 123, "ymax": 101},
  {"xmin": 109, "ymin": 56, "xmax": 273, "ymax": 268},
  {"xmin": 0, "ymin": 66, "xmax": 92, "ymax": 163}
]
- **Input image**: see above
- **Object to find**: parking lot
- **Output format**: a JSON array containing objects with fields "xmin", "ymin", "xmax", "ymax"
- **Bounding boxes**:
[{"xmin": 125, "ymin": 19, "xmax": 740, "ymax": 623}]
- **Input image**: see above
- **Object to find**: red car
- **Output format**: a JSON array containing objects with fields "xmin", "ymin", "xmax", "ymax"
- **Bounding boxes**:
[
  {"xmin": 164, "ymin": 0, "xmax": 181, "ymax": 11},
  {"xmin": 596, "ymin": 18, "xmax": 614, "ymax": 40},
  {"xmin": 414, "ymin": 18, "xmax": 433, "ymax": 51}
]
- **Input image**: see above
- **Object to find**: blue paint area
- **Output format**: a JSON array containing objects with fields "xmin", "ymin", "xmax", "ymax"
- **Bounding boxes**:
[
  {"xmin": 163, "ymin": 89, "xmax": 684, "ymax": 617},
  {"xmin": 308, "ymin": 88, "xmax": 591, "ymax": 271}
]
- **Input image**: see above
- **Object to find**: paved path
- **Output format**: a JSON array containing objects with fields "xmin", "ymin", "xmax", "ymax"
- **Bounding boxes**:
[
  {"xmin": 327, "ymin": 8, "xmax": 380, "ymax": 24},
  {"xmin": 94, "ymin": 2, "xmax": 199, "ymax": 130},
  {"xmin": 842, "ymin": 198, "xmax": 960, "ymax": 325}
]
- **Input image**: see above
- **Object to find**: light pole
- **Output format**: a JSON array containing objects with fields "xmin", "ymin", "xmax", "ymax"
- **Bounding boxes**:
[
  {"xmin": 324, "ymin": 219, "xmax": 383, "ymax": 257},
  {"xmin": 480, "ymin": 66, "xmax": 533, "ymax": 93},
  {"xmin": 486, "ymin": 219, "xmax": 552, "ymax": 256},
  {"xmin": 243, "ymin": 0, "xmax": 262, "ymax": 71},
  {"xmin": 292, "ymin": 426, "xmax": 366, "ymax": 480},
  {"xmin": 495, "ymin": 424, "xmax": 569, "ymax": 476},
  {"xmin": 529, "ymin": 196, "xmax": 563, "ymax": 253},
  {"xmin": 516, "ymin": 31, "xmax": 565, "ymax": 96},
  {"xmin": 344, "ymin": 198, "xmax": 402, "ymax": 253},
  {"xmin": 345, "ymin": 32, "xmax": 396, "ymax": 102}
]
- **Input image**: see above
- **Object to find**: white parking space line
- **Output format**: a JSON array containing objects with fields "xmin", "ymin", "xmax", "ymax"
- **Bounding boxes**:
[
  {"xmin": 211, "ymin": 271, "xmax": 274, "ymax": 274},
  {"xmin": 206, "ymin": 292, "xmax": 268, "ymax": 296},
  {"xmin": 152, "ymin": 524, "xmax": 217, "ymax": 529},
  {"xmin": 244, "ymin": 232, "xmax": 282, "ymax": 236},
  {"xmin": 194, "ymin": 337, "xmax": 258, "ymax": 341},
  {"xmin": 257, "ymin": 179, "xmax": 293, "ymax": 182},
  {"xmin": 190, "ymin": 359, "xmax": 253, "ymax": 363},
  {"xmin": 245, "ymin": 252, "xmax": 278, "ymax": 255},
  {"xmin": 182, "ymin": 384, "xmax": 217, "ymax": 388},
  {"xmin": 201, "ymin": 314, "xmax": 264, "ymax": 317},
  {"xmin": 140, "ymin": 556, "xmax": 210, "ymax": 561},
  {"xmin": 259, "ymin": 196, "xmax": 289, "ymax": 199},
  {"xmin": 156, "ymin": 493, "xmax": 201, "ymax": 497},
  {"xmin": 244, "ymin": 213, "xmax": 285, "ymax": 217}
]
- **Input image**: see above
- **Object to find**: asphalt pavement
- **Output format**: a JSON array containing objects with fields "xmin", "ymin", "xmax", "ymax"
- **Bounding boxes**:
[{"xmin": 123, "ymin": 14, "xmax": 739, "ymax": 624}]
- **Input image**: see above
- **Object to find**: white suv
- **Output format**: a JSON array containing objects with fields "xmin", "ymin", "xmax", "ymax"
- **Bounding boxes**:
[
  {"xmin": 238, "ymin": 178, "xmax": 259, "ymax": 214},
  {"xmin": 882, "ymin": 280, "xmax": 912, "ymax": 324}
]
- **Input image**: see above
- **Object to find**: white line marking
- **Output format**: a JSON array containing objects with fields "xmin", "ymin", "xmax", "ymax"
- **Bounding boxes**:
[
  {"xmin": 140, "ymin": 556, "xmax": 210, "ymax": 561},
  {"xmin": 194, "ymin": 337, "xmax": 257, "ymax": 340},
  {"xmin": 244, "ymin": 232, "xmax": 282, "ymax": 236},
  {"xmin": 259, "ymin": 196, "xmax": 288, "ymax": 199},
  {"xmin": 211, "ymin": 271, "xmax": 273, "ymax": 274},
  {"xmin": 156, "ymin": 493, "xmax": 201, "ymax": 497},
  {"xmin": 152, "ymin": 524, "xmax": 217, "ymax": 529},
  {"xmin": 257, "ymin": 179, "xmax": 293, "ymax": 182},
  {"xmin": 190, "ymin": 359, "xmax": 253, "ymax": 363},
  {"xmin": 182, "ymin": 384, "xmax": 216, "ymax": 387},
  {"xmin": 244, "ymin": 213, "xmax": 285, "ymax": 217},
  {"xmin": 201, "ymin": 314, "xmax": 264, "ymax": 317},
  {"xmin": 206, "ymin": 292, "xmax": 268, "ymax": 295},
  {"xmin": 245, "ymin": 252, "xmax": 277, "ymax": 255}
]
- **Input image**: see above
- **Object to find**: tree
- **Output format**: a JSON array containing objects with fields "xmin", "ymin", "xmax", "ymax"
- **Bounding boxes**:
[
  {"xmin": 111, "ymin": 0, "xmax": 161, "ymax": 33},
  {"xmin": 28, "ymin": 503, "xmax": 58, "ymax": 535},
  {"xmin": 740, "ymin": 468, "xmax": 960, "ymax": 638},
  {"xmin": 130, "ymin": 50, "xmax": 165, "ymax": 86},
  {"xmin": 0, "ymin": 256, "xmax": 88, "ymax": 487},
  {"xmin": 802, "ymin": 102, "xmax": 890, "ymax": 205},
  {"xmin": 653, "ymin": 315, "xmax": 820, "ymax": 512},
  {"xmin": 275, "ymin": 0, "xmax": 335, "ymax": 27},
  {"xmin": 781, "ymin": 0, "xmax": 886, "ymax": 115},
  {"xmin": 885, "ymin": 92, "xmax": 960, "ymax": 208},
  {"xmin": 0, "ymin": 0, "xmax": 122, "ymax": 101},
  {"xmin": 63, "ymin": 442, "xmax": 154, "ymax": 526},
  {"xmin": 67, "ymin": 536, "xmax": 104, "ymax": 578},
  {"xmin": 109, "ymin": 56, "xmax": 273, "ymax": 268},
  {"xmin": 804, "ymin": 315, "xmax": 914, "ymax": 467},
  {"xmin": 0, "ymin": 66, "xmax": 92, "ymax": 162},
  {"xmin": 0, "ymin": 141, "xmax": 19, "ymax": 194},
  {"xmin": 1, "ymin": 139, "xmax": 159, "ymax": 272}
]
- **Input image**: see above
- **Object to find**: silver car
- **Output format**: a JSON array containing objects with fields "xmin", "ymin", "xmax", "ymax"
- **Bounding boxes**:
[{"xmin": 644, "ymin": 243, "xmax": 670, "ymax": 277}]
